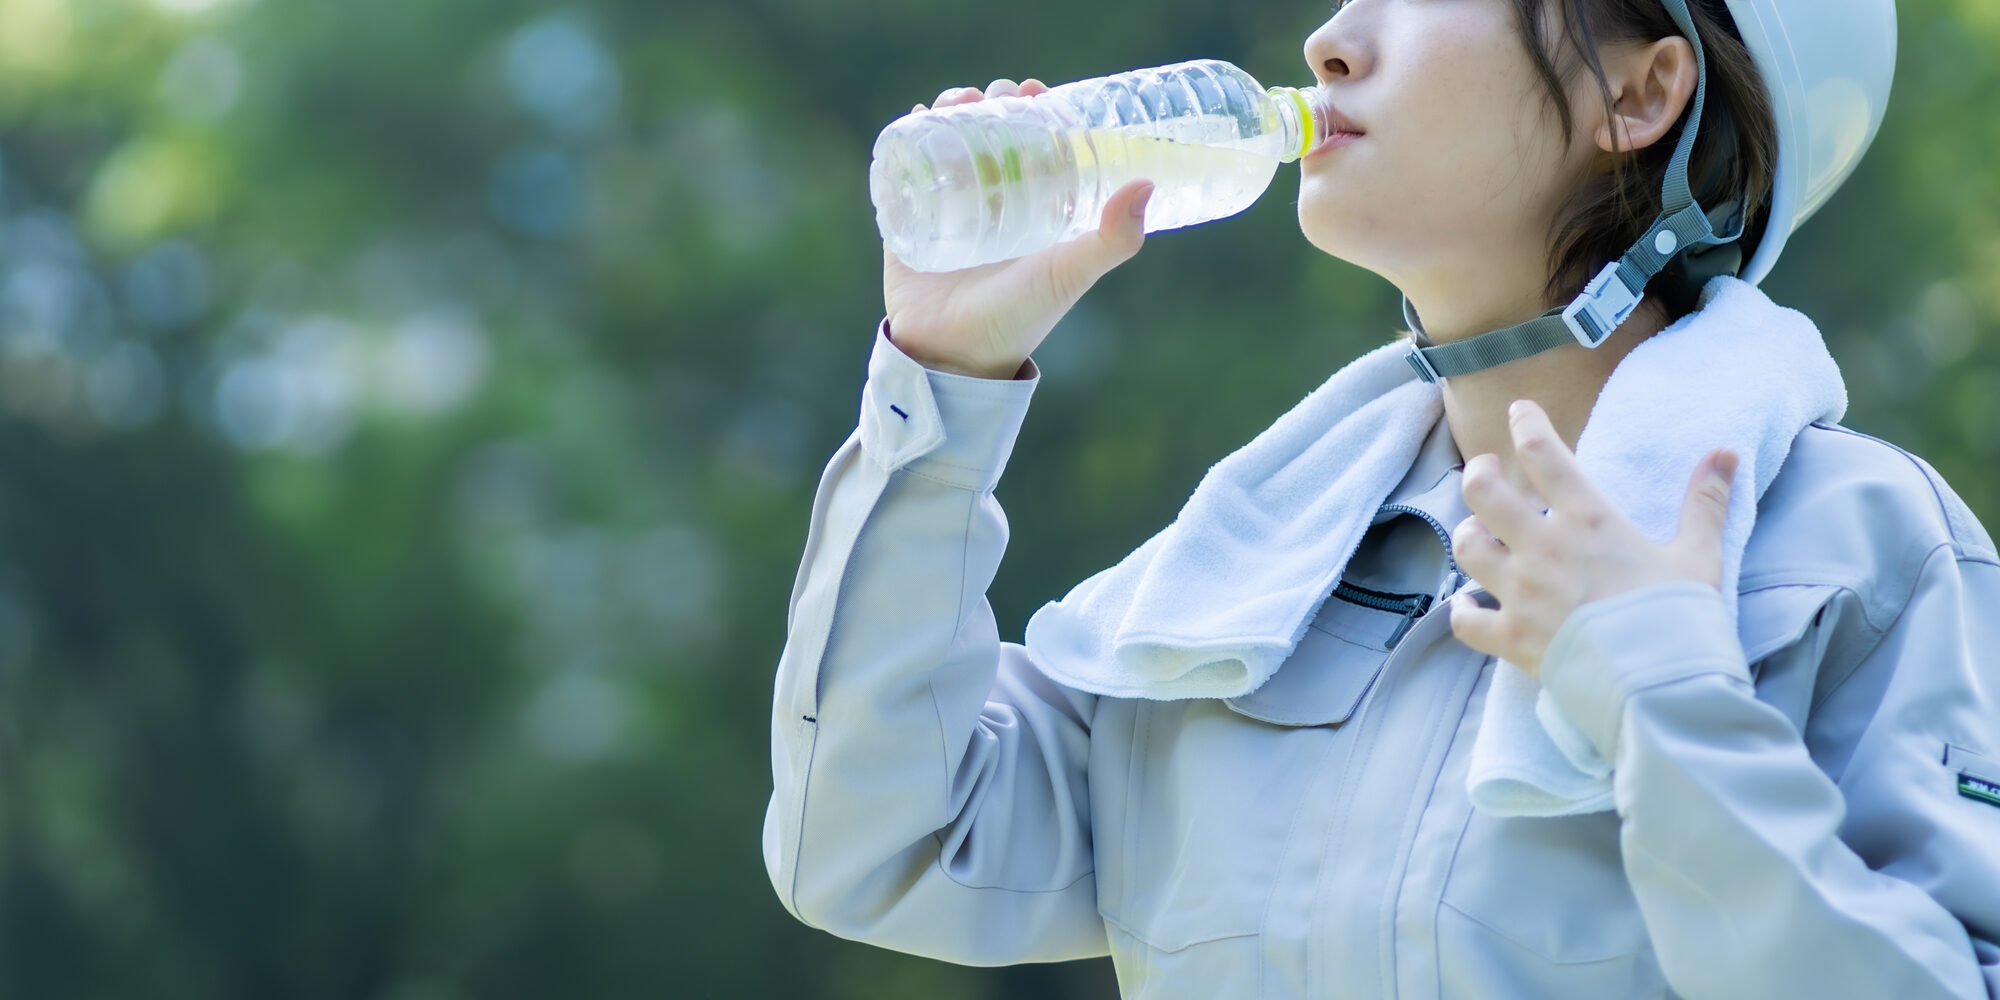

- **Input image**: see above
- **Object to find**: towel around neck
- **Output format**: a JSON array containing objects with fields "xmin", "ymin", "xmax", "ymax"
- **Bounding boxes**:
[{"xmin": 1021, "ymin": 276, "xmax": 1848, "ymax": 703}]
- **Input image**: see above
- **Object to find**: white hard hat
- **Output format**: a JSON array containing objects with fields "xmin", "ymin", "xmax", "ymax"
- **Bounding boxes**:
[
  {"xmin": 1729, "ymin": 0, "xmax": 1899, "ymax": 286},
  {"xmin": 1402, "ymin": 0, "xmax": 1899, "ymax": 382}
]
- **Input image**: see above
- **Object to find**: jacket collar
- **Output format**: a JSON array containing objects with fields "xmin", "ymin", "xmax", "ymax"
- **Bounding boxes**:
[{"xmin": 1373, "ymin": 410, "xmax": 1469, "ymax": 531}]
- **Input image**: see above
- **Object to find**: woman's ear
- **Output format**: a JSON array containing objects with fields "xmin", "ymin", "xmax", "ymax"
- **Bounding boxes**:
[{"xmin": 1594, "ymin": 35, "xmax": 1699, "ymax": 155}]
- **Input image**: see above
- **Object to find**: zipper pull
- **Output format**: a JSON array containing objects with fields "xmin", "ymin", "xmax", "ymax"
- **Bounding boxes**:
[{"xmin": 1385, "ymin": 593, "xmax": 1433, "ymax": 650}]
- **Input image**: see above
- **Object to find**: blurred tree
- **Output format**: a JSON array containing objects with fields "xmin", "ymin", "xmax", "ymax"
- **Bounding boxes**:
[{"xmin": 0, "ymin": 0, "xmax": 1989, "ymax": 997}]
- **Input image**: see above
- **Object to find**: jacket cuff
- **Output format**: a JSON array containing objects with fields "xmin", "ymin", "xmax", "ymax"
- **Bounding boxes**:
[
  {"xmin": 1537, "ymin": 580, "xmax": 1752, "ymax": 765},
  {"xmin": 857, "ymin": 318, "xmax": 1040, "ymax": 491}
]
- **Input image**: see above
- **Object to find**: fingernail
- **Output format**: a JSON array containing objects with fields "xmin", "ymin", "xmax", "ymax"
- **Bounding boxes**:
[
  {"xmin": 1508, "ymin": 400, "xmax": 1527, "ymax": 423},
  {"xmin": 1130, "ymin": 183, "xmax": 1155, "ymax": 219}
]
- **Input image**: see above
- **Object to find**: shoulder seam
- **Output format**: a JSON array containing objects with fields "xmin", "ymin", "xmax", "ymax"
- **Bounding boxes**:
[
  {"xmin": 1808, "ymin": 541, "xmax": 1958, "ymax": 715},
  {"xmin": 1801, "ymin": 423, "xmax": 1998, "ymax": 563}
]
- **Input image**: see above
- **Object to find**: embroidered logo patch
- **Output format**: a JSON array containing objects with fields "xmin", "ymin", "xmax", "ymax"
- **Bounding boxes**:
[{"xmin": 1960, "ymin": 771, "xmax": 2000, "ymax": 808}]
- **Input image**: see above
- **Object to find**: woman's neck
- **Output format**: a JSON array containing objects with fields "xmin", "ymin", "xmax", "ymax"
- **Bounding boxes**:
[{"xmin": 1433, "ymin": 298, "xmax": 1675, "ymax": 504}]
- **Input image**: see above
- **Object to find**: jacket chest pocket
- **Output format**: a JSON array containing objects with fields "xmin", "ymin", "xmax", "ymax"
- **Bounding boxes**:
[
  {"xmin": 1095, "ymin": 699, "xmax": 1299, "ymax": 957},
  {"xmin": 1437, "ymin": 809, "xmax": 1672, "ymax": 998},
  {"xmin": 1096, "ymin": 589, "xmax": 1414, "ymax": 957},
  {"xmin": 1223, "ymin": 582, "xmax": 1425, "ymax": 727},
  {"xmin": 1439, "ymin": 809, "xmax": 1654, "ymax": 964}
]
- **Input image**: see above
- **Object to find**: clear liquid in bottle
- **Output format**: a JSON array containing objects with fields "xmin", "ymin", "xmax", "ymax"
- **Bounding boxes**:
[{"xmin": 871, "ymin": 59, "xmax": 1329, "ymax": 272}]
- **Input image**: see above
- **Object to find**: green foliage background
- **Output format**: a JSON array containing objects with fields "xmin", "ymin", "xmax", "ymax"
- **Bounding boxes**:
[{"xmin": 0, "ymin": 0, "xmax": 1992, "ymax": 996}]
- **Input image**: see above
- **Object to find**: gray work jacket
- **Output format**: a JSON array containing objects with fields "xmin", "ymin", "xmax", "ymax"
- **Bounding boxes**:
[{"xmin": 763, "ymin": 322, "xmax": 2000, "ymax": 999}]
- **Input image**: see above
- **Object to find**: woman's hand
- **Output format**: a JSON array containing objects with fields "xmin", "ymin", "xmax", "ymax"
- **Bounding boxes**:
[
  {"xmin": 882, "ymin": 78, "xmax": 1156, "ymax": 379},
  {"xmin": 1447, "ymin": 399, "xmax": 1739, "ymax": 679}
]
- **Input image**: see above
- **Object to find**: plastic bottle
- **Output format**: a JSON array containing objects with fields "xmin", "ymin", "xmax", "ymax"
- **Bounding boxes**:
[{"xmin": 870, "ymin": 59, "xmax": 1330, "ymax": 273}]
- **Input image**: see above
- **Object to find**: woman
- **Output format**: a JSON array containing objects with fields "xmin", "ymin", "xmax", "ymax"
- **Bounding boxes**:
[{"xmin": 764, "ymin": 0, "xmax": 1999, "ymax": 996}]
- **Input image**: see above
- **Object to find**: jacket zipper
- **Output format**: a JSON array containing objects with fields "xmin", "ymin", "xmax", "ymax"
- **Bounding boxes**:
[
  {"xmin": 1330, "ymin": 501, "xmax": 1469, "ymax": 650},
  {"xmin": 1376, "ymin": 501, "xmax": 1463, "ymax": 577},
  {"xmin": 1330, "ymin": 579, "xmax": 1434, "ymax": 651}
]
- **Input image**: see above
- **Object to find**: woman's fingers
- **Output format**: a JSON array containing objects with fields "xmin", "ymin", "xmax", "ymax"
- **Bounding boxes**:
[
  {"xmin": 1450, "ymin": 514, "xmax": 1508, "ymax": 584},
  {"xmin": 1508, "ymin": 400, "xmax": 1610, "ymax": 524},
  {"xmin": 1447, "ymin": 592, "xmax": 1509, "ymax": 655},
  {"xmin": 928, "ymin": 78, "xmax": 1040, "ymax": 109},
  {"xmin": 1459, "ymin": 453, "xmax": 1545, "ymax": 548}
]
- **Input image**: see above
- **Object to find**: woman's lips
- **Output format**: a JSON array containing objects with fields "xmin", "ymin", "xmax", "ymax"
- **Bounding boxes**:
[{"xmin": 1305, "ymin": 130, "xmax": 1364, "ymax": 159}]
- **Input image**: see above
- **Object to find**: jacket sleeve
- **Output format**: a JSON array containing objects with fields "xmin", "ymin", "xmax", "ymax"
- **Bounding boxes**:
[
  {"xmin": 1536, "ymin": 549, "xmax": 2000, "ymax": 999},
  {"xmin": 761, "ymin": 320, "xmax": 1108, "ymax": 966}
]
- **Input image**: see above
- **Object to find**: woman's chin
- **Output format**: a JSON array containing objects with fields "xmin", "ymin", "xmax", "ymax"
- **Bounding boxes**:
[
  {"xmin": 1296, "ymin": 200, "xmax": 1403, "ymax": 269},
  {"xmin": 1295, "ymin": 215, "xmax": 1359, "ymax": 262},
  {"xmin": 1295, "ymin": 225, "xmax": 1392, "ymax": 283}
]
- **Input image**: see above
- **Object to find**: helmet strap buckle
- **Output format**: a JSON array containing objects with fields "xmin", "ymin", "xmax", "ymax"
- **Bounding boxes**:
[{"xmin": 1561, "ymin": 261, "xmax": 1644, "ymax": 348}]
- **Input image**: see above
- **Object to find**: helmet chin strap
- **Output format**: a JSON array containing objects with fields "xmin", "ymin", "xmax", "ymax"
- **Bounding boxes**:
[{"xmin": 1402, "ymin": 0, "xmax": 1748, "ymax": 384}]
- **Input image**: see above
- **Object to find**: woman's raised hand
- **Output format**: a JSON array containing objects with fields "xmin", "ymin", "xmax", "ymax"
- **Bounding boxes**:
[{"xmin": 882, "ymin": 77, "xmax": 1156, "ymax": 380}]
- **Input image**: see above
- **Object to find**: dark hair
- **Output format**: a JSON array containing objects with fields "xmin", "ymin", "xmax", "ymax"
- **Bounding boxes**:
[{"xmin": 1511, "ymin": 0, "xmax": 1778, "ymax": 321}]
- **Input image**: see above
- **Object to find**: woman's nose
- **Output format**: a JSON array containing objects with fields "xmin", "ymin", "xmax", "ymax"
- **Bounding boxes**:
[{"xmin": 1303, "ymin": 16, "xmax": 1368, "ymax": 84}]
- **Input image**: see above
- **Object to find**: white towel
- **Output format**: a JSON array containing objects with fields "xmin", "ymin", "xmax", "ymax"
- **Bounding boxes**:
[{"xmin": 1022, "ymin": 276, "xmax": 1847, "ymax": 816}]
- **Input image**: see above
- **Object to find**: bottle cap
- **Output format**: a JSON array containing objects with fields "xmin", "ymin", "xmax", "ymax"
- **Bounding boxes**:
[{"xmin": 1269, "ymin": 85, "xmax": 1330, "ymax": 162}]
